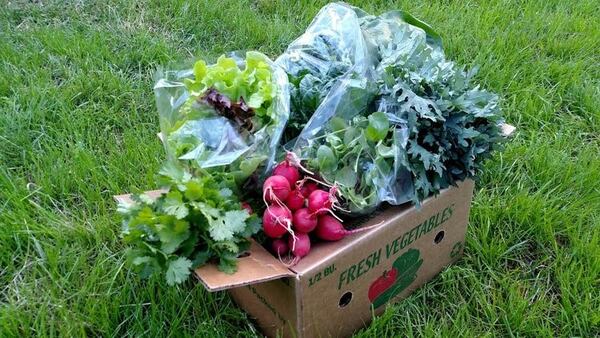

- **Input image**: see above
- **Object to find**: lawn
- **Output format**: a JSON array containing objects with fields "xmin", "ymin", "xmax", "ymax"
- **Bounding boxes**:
[{"xmin": 1, "ymin": 0, "xmax": 599, "ymax": 336}]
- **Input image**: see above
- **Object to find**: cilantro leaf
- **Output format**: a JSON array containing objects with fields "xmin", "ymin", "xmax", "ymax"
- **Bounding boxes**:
[
  {"xmin": 166, "ymin": 257, "xmax": 193, "ymax": 286},
  {"xmin": 223, "ymin": 210, "xmax": 250, "ymax": 234},
  {"xmin": 162, "ymin": 191, "xmax": 188, "ymax": 219},
  {"xmin": 206, "ymin": 209, "xmax": 250, "ymax": 241},
  {"xmin": 158, "ymin": 162, "xmax": 192, "ymax": 185},
  {"xmin": 218, "ymin": 253, "xmax": 238, "ymax": 274},
  {"xmin": 156, "ymin": 219, "xmax": 190, "ymax": 254},
  {"xmin": 192, "ymin": 249, "xmax": 212, "ymax": 268},
  {"xmin": 119, "ymin": 173, "xmax": 257, "ymax": 285}
]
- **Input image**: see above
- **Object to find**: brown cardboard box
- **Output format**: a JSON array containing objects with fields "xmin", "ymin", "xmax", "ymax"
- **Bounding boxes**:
[
  {"xmin": 193, "ymin": 179, "xmax": 475, "ymax": 337},
  {"xmin": 114, "ymin": 124, "xmax": 514, "ymax": 337}
]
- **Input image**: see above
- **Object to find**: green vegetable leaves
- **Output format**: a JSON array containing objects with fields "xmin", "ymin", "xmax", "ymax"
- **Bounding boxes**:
[
  {"xmin": 292, "ymin": 5, "xmax": 504, "ymax": 211},
  {"xmin": 366, "ymin": 112, "xmax": 389, "ymax": 142},
  {"xmin": 316, "ymin": 145, "xmax": 337, "ymax": 172},
  {"xmin": 163, "ymin": 191, "xmax": 188, "ymax": 219},
  {"xmin": 379, "ymin": 62, "xmax": 503, "ymax": 200},
  {"xmin": 156, "ymin": 218, "xmax": 190, "ymax": 254},
  {"xmin": 185, "ymin": 52, "xmax": 277, "ymax": 123},
  {"xmin": 305, "ymin": 113, "xmax": 394, "ymax": 213},
  {"xmin": 202, "ymin": 206, "xmax": 251, "ymax": 242},
  {"xmin": 166, "ymin": 257, "xmax": 193, "ymax": 286},
  {"xmin": 158, "ymin": 51, "xmax": 286, "ymax": 186},
  {"xmin": 359, "ymin": 9, "xmax": 504, "ymax": 201},
  {"xmin": 119, "ymin": 163, "xmax": 261, "ymax": 285}
]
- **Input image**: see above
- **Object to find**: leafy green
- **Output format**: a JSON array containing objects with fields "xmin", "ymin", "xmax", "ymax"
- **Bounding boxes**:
[
  {"xmin": 316, "ymin": 145, "xmax": 337, "ymax": 172},
  {"xmin": 166, "ymin": 257, "xmax": 193, "ymax": 286},
  {"xmin": 292, "ymin": 5, "xmax": 505, "ymax": 211},
  {"xmin": 305, "ymin": 112, "xmax": 395, "ymax": 213},
  {"xmin": 157, "ymin": 51, "xmax": 286, "ymax": 185},
  {"xmin": 371, "ymin": 21, "xmax": 505, "ymax": 200},
  {"xmin": 118, "ymin": 163, "xmax": 261, "ymax": 285},
  {"xmin": 184, "ymin": 52, "xmax": 276, "ymax": 123},
  {"xmin": 366, "ymin": 112, "xmax": 389, "ymax": 142},
  {"xmin": 277, "ymin": 28, "xmax": 360, "ymax": 141},
  {"xmin": 162, "ymin": 191, "xmax": 188, "ymax": 219}
]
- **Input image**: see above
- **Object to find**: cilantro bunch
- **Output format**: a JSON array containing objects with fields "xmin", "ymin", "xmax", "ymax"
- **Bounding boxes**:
[{"xmin": 118, "ymin": 163, "xmax": 260, "ymax": 285}]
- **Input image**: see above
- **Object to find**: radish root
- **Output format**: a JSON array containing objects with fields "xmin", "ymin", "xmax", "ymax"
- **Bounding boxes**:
[
  {"xmin": 311, "ymin": 208, "xmax": 344, "ymax": 223},
  {"xmin": 286, "ymin": 151, "xmax": 314, "ymax": 175}
]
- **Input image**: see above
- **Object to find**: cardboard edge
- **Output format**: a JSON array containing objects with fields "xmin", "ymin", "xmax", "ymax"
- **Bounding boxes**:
[
  {"xmin": 194, "ymin": 269, "xmax": 294, "ymax": 293},
  {"xmin": 193, "ymin": 239, "xmax": 295, "ymax": 292},
  {"xmin": 288, "ymin": 180, "xmax": 475, "ymax": 276},
  {"xmin": 294, "ymin": 278, "xmax": 305, "ymax": 338}
]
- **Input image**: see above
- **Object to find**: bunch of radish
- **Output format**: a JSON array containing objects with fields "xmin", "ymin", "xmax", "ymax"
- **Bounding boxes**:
[{"xmin": 262, "ymin": 152, "xmax": 378, "ymax": 265}]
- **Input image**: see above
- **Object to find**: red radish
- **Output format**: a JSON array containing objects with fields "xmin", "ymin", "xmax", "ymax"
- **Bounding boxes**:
[
  {"xmin": 271, "ymin": 238, "xmax": 289, "ymax": 256},
  {"xmin": 299, "ymin": 181, "xmax": 318, "ymax": 198},
  {"xmin": 307, "ymin": 189, "xmax": 333, "ymax": 214},
  {"xmin": 241, "ymin": 202, "xmax": 253, "ymax": 214},
  {"xmin": 262, "ymin": 205, "xmax": 292, "ymax": 238},
  {"xmin": 285, "ymin": 190, "xmax": 305, "ymax": 211},
  {"xmin": 288, "ymin": 232, "xmax": 311, "ymax": 262},
  {"xmin": 292, "ymin": 208, "xmax": 318, "ymax": 233},
  {"xmin": 263, "ymin": 175, "xmax": 291, "ymax": 203},
  {"xmin": 273, "ymin": 161, "xmax": 300, "ymax": 187},
  {"xmin": 315, "ymin": 215, "xmax": 379, "ymax": 241}
]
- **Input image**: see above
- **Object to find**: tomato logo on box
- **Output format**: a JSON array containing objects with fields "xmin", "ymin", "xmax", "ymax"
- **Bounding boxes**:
[
  {"xmin": 369, "ymin": 248, "xmax": 423, "ymax": 308},
  {"xmin": 368, "ymin": 268, "xmax": 398, "ymax": 301}
]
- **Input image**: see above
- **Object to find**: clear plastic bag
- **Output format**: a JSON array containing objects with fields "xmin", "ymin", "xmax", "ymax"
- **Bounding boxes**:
[
  {"xmin": 288, "ymin": 4, "xmax": 503, "ymax": 214},
  {"xmin": 275, "ymin": 2, "xmax": 374, "ymax": 141},
  {"xmin": 154, "ymin": 52, "xmax": 290, "ymax": 183},
  {"xmin": 291, "ymin": 69, "xmax": 415, "ymax": 214},
  {"xmin": 278, "ymin": 4, "xmax": 413, "ymax": 214}
]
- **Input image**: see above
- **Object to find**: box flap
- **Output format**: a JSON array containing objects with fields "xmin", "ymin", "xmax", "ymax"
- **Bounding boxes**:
[
  {"xmin": 114, "ymin": 191, "xmax": 294, "ymax": 292},
  {"xmin": 194, "ymin": 239, "xmax": 294, "ymax": 292}
]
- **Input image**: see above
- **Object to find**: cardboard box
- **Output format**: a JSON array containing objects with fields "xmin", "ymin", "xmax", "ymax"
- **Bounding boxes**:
[
  {"xmin": 114, "ymin": 124, "xmax": 513, "ymax": 337},
  {"xmin": 193, "ymin": 179, "xmax": 475, "ymax": 337}
]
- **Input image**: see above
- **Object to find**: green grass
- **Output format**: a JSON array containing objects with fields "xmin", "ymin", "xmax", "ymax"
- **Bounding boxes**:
[{"xmin": 1, "ymin": 0, "xmax": 598, "ymax": 336}]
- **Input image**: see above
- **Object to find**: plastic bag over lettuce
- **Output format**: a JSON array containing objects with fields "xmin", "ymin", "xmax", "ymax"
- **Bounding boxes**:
[
  {"xmin": 290, "ymin": 3, "xmax": 504, "ymax": 214},
  {"xmin": 154, "ymin": 51, "xmax": 290, "ymax": 184}
]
